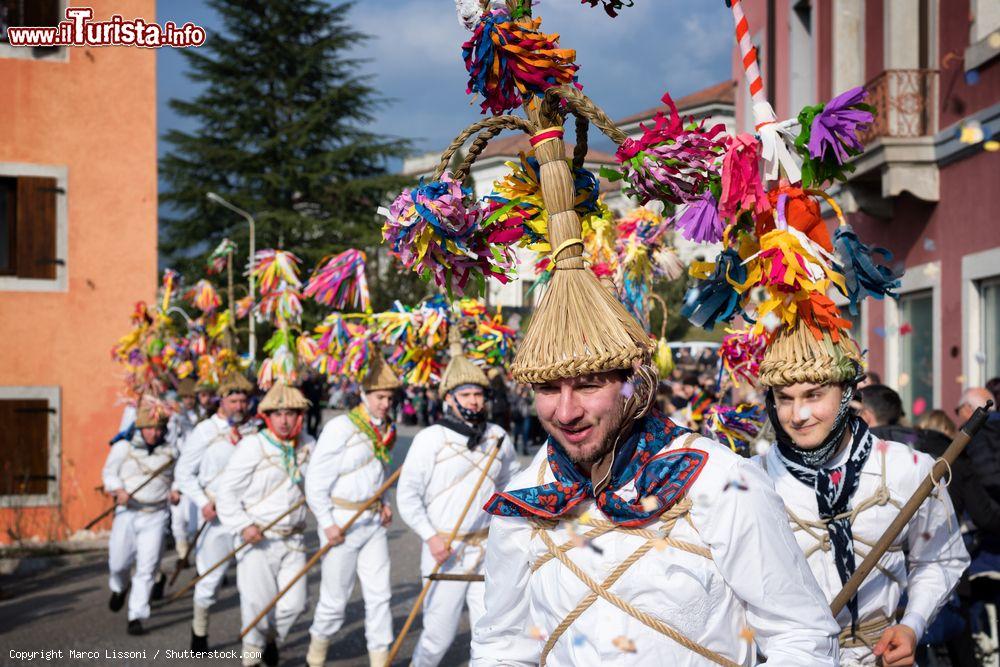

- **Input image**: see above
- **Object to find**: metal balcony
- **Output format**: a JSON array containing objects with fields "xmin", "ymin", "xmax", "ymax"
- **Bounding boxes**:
[{"xmin": 859, "ymin": 69, "xmax": 938, "ymax": 143}]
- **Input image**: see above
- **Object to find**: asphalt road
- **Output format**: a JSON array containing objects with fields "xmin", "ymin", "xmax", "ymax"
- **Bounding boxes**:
[{"xmin": 0, "ymin": 419, "xmax": 532, "ymax": 667}]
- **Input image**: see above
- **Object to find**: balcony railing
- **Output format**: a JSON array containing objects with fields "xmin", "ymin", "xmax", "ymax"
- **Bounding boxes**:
[{"xmin": 859, "ymin": 69, "xmax": 938, "ymax": 144}]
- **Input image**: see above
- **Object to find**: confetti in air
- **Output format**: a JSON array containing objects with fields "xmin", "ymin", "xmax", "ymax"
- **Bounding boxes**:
[{"xmin": 611, "ymin": 636, "xmax": 637, "ymax": 653}]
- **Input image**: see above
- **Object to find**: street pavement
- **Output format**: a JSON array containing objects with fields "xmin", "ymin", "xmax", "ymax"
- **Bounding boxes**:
[{"xmin": 0, "ymin": 418, "xmax": 533, "ymax": 667}]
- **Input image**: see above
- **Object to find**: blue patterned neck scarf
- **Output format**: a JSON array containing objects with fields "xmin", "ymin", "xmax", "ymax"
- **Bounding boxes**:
[
  {"xmin": 262, "ymin": 430, "xmax": 303, "ymax": 485},
  {"xmin": 485, "ymin": 412, "xmax": 706, "ymax": 528},
  {"xmin": 774, "ymin": 417, "xmax": 873, "ymax": 630}
]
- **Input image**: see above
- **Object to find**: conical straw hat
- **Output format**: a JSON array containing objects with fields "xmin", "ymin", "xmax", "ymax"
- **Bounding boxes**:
[
  {"xmin": 758, "ymin": 322, "xmax": 862, "ymax": 387},
  {"xmin": 362, "ymin": 354, "xmax": 402, "ymax": 393},
  {"xmin": 511, "ymin": 127, "xmax": 653, "ymax": 384},
  {"xmin": 258, "ymin": 381, "xmax": 311, "ymax": 412},
  {"xmin": 218, "ymin": 372, "xmax": 254, "ymax": 397},
  {"xmin": 441, "ymin": 328, "xmax": 489, "ymax": 394}
]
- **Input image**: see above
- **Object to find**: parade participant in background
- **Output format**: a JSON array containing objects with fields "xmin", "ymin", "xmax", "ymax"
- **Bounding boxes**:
[
  {"xmin": 216, "ymin": 381, "xmax": 314, "ymax": 667},
  {"xmin": 304, "ymin": 355, "xmax": 401, "ymax": 667},
  {"xmin": 753, "ymin": 323, "xmax": 969, "ymax": 666},
  {"xmin": 195, "ymin": 378, "xmax": 218, "ymax": 421},
  {"xmin": 175, "ymin": 372, "xmax": 256, "ymax": 653},
  {"xmin": 102, "ymin": 401, "xmax": 179, "ymax": 636},
  {"xmin": 398, "ymin": 334, "xmax": 519, "ymax": 667},
  {"xmin": 167, "ymin": 377, "xmax": 201, "ymax": 562},
  {"xmin": 856, "ymin": 384, "xmax": 919, "ymax": 447}
]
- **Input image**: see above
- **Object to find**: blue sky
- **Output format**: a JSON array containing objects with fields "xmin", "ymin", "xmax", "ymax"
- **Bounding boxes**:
[{"xmin": 156, "ymin": 0, "xmax": 734, "ymax": 162}]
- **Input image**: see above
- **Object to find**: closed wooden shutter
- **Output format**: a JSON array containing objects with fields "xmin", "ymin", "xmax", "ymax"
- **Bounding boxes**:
[
  {"xmin": 16, "ymin": 177, "xmax": 58, "ymax": 280},
  {"xmin": 0, "ymin": 399, "xmax": 52, "ymax": 495}
]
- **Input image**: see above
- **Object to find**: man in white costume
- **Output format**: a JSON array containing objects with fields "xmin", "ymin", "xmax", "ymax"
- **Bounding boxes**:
[
  {"xmin": 175, "ymin": 372, "xmax": 256, "ymax": 653},
  {"xmin": 102, "ymin": 401, "xmax": 179, "ymax": 636},
  {"xmin": 304, "ymin": 355, "xmax": 401, "ymax": 667},
  {"xmin": 216, "ymin": 381, "xmax": 315, "ymax": 667},
  {"xmin": 398, "ymin": 337, "xmax": 519, "ymax": 667},
  {"xmin": 469, "ymin": 152, "xmax": 841, "ymax": 664},
  {"xmin": 167, "ymin": 377, "xmax": 201, "ymax": 562},
  {"xmin": 751, "ymin": 322, "xmax": 969, "ymax": 667}
]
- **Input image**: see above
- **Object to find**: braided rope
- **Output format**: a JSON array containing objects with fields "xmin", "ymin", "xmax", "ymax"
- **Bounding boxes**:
[
  {"xmin": 572, "ymin": 114, "xmax": 589, "ymax": 170},
  {"xmin": 433, "ymin": 115, "xmax": 537, "ymax": 181},
  {"xmin": 838, "ymin": 613, "xmax": 892, "ymax": 650},
  {"xmin": 512, "ymin": 346, "xmax": 652, "ymax": 384},
  {"xmin": 541, "ymin": 85, "xmax": 628, "ymax": 146}
]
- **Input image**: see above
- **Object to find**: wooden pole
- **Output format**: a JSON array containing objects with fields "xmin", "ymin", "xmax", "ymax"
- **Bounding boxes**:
[
  {"xmin": 226, "ymin": 247, "xmax": 237, "ymax": 347},
  {"xmin": 85, "ymin": 459, "xmax": 174, "ymax": 531},
  {"xmin": 385, "ymin": 438, "xmax": 505, "ymax": 665},
  {"xmin": 830, "ymin": 402, "xmax": 994, "ymax": 616},
  {"xmin": 163, "ymin": 498, "xmax": 306, "ymax": 606},
  {"xmin": 238, "ymin": 468, "xmax": 403, "ymax": 639},
  {"xmin": 426, "ymin": 573, "xmax": 484, "ymax": 582}
]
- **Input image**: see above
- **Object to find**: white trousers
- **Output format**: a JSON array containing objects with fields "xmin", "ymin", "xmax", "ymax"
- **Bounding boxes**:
[
  {"xmin": 309, "ymin": 517, "xmax": 393, "ymax": 651},
  {"xmin": 411, "ymin": 540, "xmax": 486, "ymax": 667},
  {"xmin": 108, "ymin": 507, "xmax": 168, "ymax": 621},
  {"xmin": 170, "ymin": 494, "xmax": 198, "ymax": 544},
  {"xmin": 193, "ymin": 518, "xmax": 234, "ymax": 609},
  {"xmin": 237, "ymin": 534, "xmax": 308, "ymax": 648}
]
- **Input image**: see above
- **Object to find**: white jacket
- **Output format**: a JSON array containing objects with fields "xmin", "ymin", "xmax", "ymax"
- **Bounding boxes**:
[
  {"xmin": 755, "ymin": 436, "xmax": 970, "ymax": 644},
  {"xmin": 175, "ymin": 413, "xmax": 255, "ymax": 510},
  {"xmin": 102, "ymin": 433, "xmax": 177, "ymax": 508},
  {"xmin": 397, "ymin": 422, "xmax": 519, "ymax": 542},
  {"xmin": 215, "ymin": 430, "xmax": 314, "ymax": 537},
  {"xmin": 305, "ymin": 414, "xmax": 389, "ymax": 531},
  {"xmin": 471, "ymin": 436, "xmax": 840, "ymax": 666}
]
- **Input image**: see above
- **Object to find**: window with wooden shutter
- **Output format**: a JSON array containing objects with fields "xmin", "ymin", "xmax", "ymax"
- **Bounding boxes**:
[
  {"xmin": 0, "ymin": 399, "xmax": 52, "ymax": 496},
  {"xmin": 15, "ymin": 176, "xmax": 58, "ymax": 280},
  {"xmin": 0, "ymin": 177, "xmax": 14, "ymax": 275}
]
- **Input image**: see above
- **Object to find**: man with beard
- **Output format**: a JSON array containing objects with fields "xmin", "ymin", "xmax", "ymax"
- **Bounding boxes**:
[
  {"xmin": 752, "ymin": 323, "xmax": 969, "ymax": 667},
  {"xmin": 216, "ymin": 381, "xmax": 315, "ymax": 667},
  {"xmin": 175, "ymin": 372, "xmax": 257, "ymax": 653},
  {"xmin": 398, "ymin": 337, "xmax": 519, "ymax": 667},
  {"xmin": 102, "ymin": 401, "xmax": 179, "ymax": 635},
  {"xmin": 304, "ymin": 356, "xmax": 401, "ymax": 667}
]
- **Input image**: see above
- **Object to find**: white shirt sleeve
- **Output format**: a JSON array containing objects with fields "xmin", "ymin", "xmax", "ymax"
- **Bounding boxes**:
[
  {"xmin": 175, "ymin": 423, "xmax": 213, "ymax": 509},
  {"xmin": 215, "ymin": 438, "xmax": 260, "ymax": 535},
  {"xmin": 494, "ymin": 427, "xmax": 521, "ymax": 491},
  {"xmin": 305, "ymin": 421, "xmax": 347, "ymax": 531},
  {"xmin": 470, "ymin": 513, "xmax": 538, "ymax": 666},
  {"xmin": 397, "ymin": 427, "xmax": 440, "ymax": 542},
  {"xmin": 899, "ymin": 453, "xmax": 971, "ymax": 640},
  {"xmin": 692, "ymin": 454, "xmax": 840, "ymax": 666},
  {"xmin": 102, "ymin": 441, "xmax": 129, "ymax": 492}
]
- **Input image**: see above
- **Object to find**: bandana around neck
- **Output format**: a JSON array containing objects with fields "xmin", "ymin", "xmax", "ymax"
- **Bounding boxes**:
[
  {"xmin": 775, "ymin": 417, "xmax": 874, "ymax": 629},
  {"xmin": 348, "ymin": 403, "xmax": 396, "ymax": 464},
  {"xmin": 484, "ymin": 412, "xmax": 706, "ymax": 528},
  {"xmin": 261, "ymin": 429, "xmax": 303, "ymax": 485}
]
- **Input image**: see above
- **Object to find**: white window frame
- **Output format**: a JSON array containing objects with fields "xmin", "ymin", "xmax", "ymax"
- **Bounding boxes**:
[
  {"xmin": 0, "ymin": 0, "xmax": 69, "ymax": 63},
  {"xmin": 0, "ymin": 162, "xmax": 69, "ymax": 293},
  {"xmin": 884, "ymin": 260, "xmax": 940, "ymax": 408},
  {"xmin": 961, "ymin": 246, "xmax": 1000, "ymax": 388},
  {"xmin": 0, "ymin": 385, "xmax": 61, "ymax": 508}
]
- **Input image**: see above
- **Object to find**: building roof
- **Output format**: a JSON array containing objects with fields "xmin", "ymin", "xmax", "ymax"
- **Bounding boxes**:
[
  {"xmin": 476, "ymin": 132, "xmax": 617, "ymax": 164},
  {"xmin": 616, "ymin": 80, "xmax": 736, "ymax": 126}
]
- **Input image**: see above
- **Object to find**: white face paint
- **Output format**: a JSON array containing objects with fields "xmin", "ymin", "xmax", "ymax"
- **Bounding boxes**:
[{"xmin": 798, "ymin": 406, "xmax": 813, "ymax": 421}]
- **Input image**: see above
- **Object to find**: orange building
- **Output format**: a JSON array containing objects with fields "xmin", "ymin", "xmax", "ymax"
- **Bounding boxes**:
[{"xmin": 0, "ymin": 0, "xmax": 158, "ymax": 544}]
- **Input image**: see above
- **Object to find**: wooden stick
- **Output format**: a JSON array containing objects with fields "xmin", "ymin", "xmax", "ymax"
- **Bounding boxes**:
[
  {"xmin": 167, "ymin": 518, "xmax": 210, "ymax": 586},
  {"xmin": 385, "ymin": 438, "xmax": 505, "ymax": 665},
  {"xmin": 85, "ymin": 459, "xmax": 175, "ymax": 530},
  {"xmin": 163, "ymin": 498, "xmax": 306, "ymax": 605},
  {"xmin": 830, "ymin": 402, "xmax": 994, "ymax": 616},
  {"xmin": 238, "ymin": 468, "xmax": 403, "ymax": 639},
  {"xmin": 426, "ymin": 573, "xmax": 484, "ymax": 582}
]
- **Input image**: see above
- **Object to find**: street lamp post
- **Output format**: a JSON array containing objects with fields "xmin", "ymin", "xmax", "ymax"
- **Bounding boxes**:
[{"xmin": 206, "ymin": 192, "xmax": 257, "ymax": 363}]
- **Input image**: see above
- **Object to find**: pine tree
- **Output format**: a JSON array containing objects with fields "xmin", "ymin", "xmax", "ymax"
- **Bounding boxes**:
[{"xmin": 160, "ymin": 0, "xmax": 427, "ymax": 308}]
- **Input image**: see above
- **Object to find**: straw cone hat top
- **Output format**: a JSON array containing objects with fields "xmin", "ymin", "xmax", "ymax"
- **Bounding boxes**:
[
  {"xmin": 362, "ymin": 354, "xmax": 402, "ymax": 393},
  {"xmin": 758, "ymin": 322, "xmax": 862, "ymax": 388},
  {"xmin": 195, "ymin": 377, "xmax": 217, "ymax": 393},
  {"xmin": 441, "ymin": 330, "xmax": 489, "ymax": 395},
  {"xmin": 510, "ymin": 129, "xmax": 653, "ymax": 384},
  {"xmin": 135, "ymin": 402, "xmax": 170, "ymax": 429},
  {"xmin": 218, "ymin": 373, "xmax": 254, "ymax": 397},
  {"xmin": 258, "ymin": 382, "xmax": 311, "ymax": 413},
  {"xmin": 177, "ymin": 377, "xmax": 196, "ymax": 398}
]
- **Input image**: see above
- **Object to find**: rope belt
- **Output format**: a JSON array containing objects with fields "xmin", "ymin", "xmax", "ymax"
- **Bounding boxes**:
[
  {"xmin": 263, "ymin": 524, "xmax": 305, "ymax": 538},
  {"xmin": 838, "ymin": 614, "xmax": 893, "ymax": 650},
  {"xmin": 332, "ymin": 496, "xmax": 377, "ymax": 512},
  {"xmin": 126, "ymin": 499, "xmax": 169, "ymax": 513},
  {"xmin": 437, "ymin": 528, "xmax": 489, "ymax": 546}
]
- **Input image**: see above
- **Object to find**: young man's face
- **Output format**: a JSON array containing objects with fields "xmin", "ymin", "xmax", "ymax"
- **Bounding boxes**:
[
  {"xmin": 365, "ymin": 389, "xmax": 394, "ymax": 421},
  {"xmin": 533, "ymin": 372, "xmax": 625, "ymax": 465},
  {"xmin": 181, "ymin": 395, "xmax": 197, "ymax": 411},
  {"xmin": 140, "ymin": 425, "xmax": 165, "ymax": 446},
  {"xmin": 448, "ymin": 386, "xmax": 486, "ymax": 414},
  {"xmin": 197, "ymin": 390, "xmax": 215, "ymax": 408},
  {"xmin": 773, "ymin": 382, "xmax": 845, "ymax": 450},
  {"xmin": 267, "ymin": 408, "xmax": 301, "ymax": 440},
  {"xmin": 219, "ymin": 392, "xmax": 248, "ymax": 422}
]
